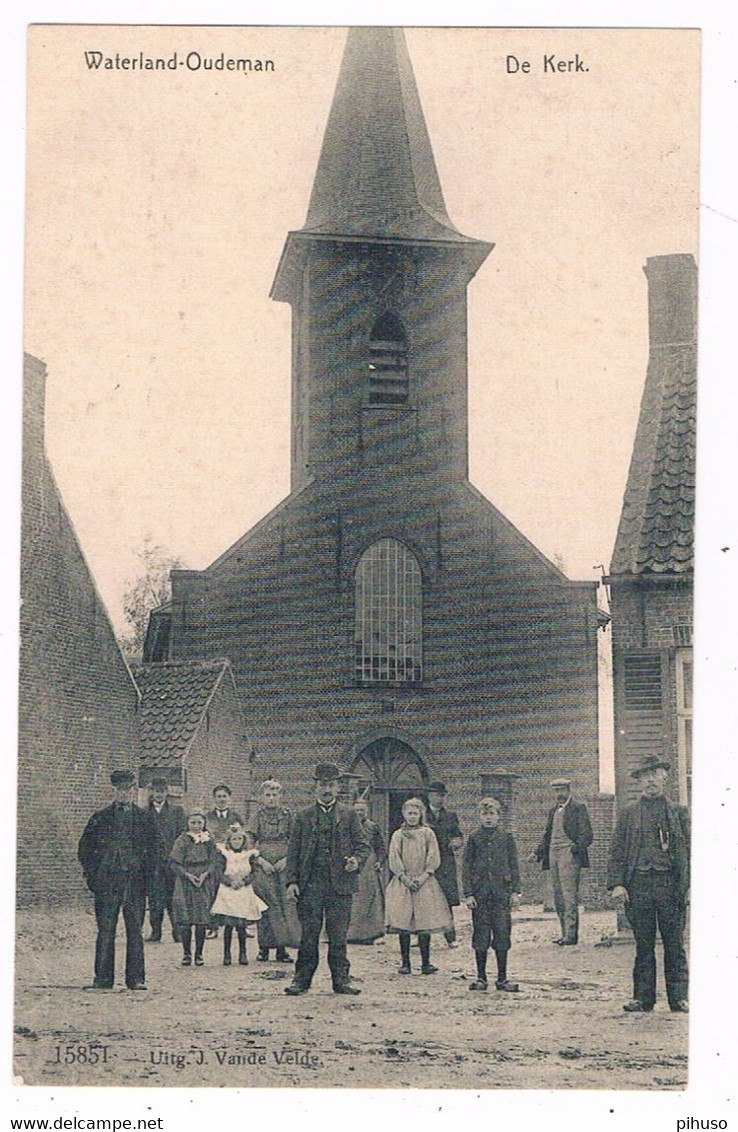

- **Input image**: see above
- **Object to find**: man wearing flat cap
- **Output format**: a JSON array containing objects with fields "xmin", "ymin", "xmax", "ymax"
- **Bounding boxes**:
[
  {"xmin": 426, "ymin": 781, "xmax": 463, "ymax": 947},
  {"xmin": 145, "ymin": 776, "xmax": 186, "ymax": 941},
  {"xmin": 533, "ymin": 778, "xmax": 593, "ymax": 945},
  {"xmin": 283, "ymin": 763, "xmax": 370, "ymax": 996},
  {"xmin": 607, "ymin": 755, "xmax": 689, "ymax": 1013},
  {"xmin": 77, "ymin": 769, "xmax": 156, "ymax": 990}
]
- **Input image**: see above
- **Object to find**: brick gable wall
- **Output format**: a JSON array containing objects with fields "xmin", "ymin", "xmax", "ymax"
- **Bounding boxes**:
[
  {"xmin": 170, "ymin": 472, "xmax": 602, "ymax": 900},
  {"xmin": 18, "ymin": 355, "xmax": 141, "ymax": 906}
]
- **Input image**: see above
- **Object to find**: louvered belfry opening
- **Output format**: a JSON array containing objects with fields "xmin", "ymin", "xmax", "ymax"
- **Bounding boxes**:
[{"xmin": 368, "ymin": 312, "xmax": 409, "ymax": 405}]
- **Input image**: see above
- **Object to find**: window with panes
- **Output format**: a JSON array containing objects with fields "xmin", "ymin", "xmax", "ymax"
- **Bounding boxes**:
[{"xmin": 355, "ymin": 539, "xmax": 422, "ymax": 683}]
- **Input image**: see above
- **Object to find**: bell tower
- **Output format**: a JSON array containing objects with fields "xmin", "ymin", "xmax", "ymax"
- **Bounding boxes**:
[{"xmin": 271, "ymin": 28, "xmax": 493, "ymax": 493}]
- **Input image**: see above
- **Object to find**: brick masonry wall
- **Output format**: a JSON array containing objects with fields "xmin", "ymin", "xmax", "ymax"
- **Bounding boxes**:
[
  {"xmin": 170, "ymin": 472, "xmax": 600, "ymax": 901},
  {"xmin": 164, "ymin": 239, "xmax": 601, "ymax": 900},
  {"xmin": 18, "ymin": 355, "xmax": 141, "ymax": 906},
  {"xmin": 180, "ymin": 675, "xmax": 253, "ymax": 816}
]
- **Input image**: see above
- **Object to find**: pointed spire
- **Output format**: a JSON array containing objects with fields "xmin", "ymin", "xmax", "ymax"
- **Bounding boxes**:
[
  {"xmin": 303, "ymin": 27, "xmax": 467, "ymax": 242},
  {"xmin": 272, "ymin": 28, "xmax": 491, "ymax": 301}
]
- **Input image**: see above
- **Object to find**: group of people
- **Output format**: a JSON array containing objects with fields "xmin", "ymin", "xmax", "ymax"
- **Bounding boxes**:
[
  {"xmin": 77, "ymin": 775, "xmax": 301, "ymax": 984},
  {"xmin": 77, "ymin": 753, "xmax": 689, "ymax": 1014}
]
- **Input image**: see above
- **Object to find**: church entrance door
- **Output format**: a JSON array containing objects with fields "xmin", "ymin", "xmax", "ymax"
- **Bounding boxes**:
[{"xmin": 350, "ymin": 738, "xmax": 429, "ymax": 846}]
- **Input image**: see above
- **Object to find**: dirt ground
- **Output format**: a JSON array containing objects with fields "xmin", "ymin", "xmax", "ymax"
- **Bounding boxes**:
[{"xmin": 14, "ymin": 903, "xmax": 688, "ymax": 1090}]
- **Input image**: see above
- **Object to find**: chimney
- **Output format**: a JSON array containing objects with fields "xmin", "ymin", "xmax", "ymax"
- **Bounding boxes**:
[{"xmin": 643, "ymin": 253, "xmax": 697, "ymax": 346}]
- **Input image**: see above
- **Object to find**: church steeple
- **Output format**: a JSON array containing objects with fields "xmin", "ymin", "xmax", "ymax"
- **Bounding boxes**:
[
  {"xmin": 304, "ymin": 27, "xmax": 469, "ymax": 243},
  {"xmin": 272, "ymin": 28, "xmax": 491, "ymax": 300},
  {"xmin": 271, "ymin": 28, "xmax": 493, "ymax": 492}
]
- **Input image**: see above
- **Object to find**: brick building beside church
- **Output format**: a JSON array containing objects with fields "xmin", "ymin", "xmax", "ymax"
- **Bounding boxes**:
[
  {"xmin": 608, "ymin": 254, "xmax": 696, "ymax": 811},
  {"xmin": 18, "ymin": 354, "xmax": 141, "ymax": 904},
  {"xmin": 146, "ymin": 28, "xmax": 602, "ymax": 896}
]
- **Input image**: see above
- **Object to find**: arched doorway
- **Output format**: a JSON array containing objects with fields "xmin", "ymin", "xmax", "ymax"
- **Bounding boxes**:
[{"xmin": 350, "ymin": 738, "xmax": 429, "ymax": 843}]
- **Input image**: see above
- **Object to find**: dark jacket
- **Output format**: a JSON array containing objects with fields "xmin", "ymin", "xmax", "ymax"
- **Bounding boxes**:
[
  {"xmin": 78, "ymin": 803, "xmax": 156, "ymax": 895},
  {"xmin": 365, "ymin": 818, "xmax": 386, "ymax": 864},
  {"xmin": 206, "ymin": 807, "xmax": 245, "ymax": 845},
  {"xmin": 462, "ymin": 826, "xmax": 521, "ymax": 900},
  {"xmin": 535, "ymin": 799, "xmax": 593, "ymax": 870},
  {"xmin": 286, "ymin": 803, "xmax": 370, "ymax": 895},
  {"xmin": 607, "ymin": 796, "xmax": 690, "ymax": 899},
  {"xmin": 148, "ymin": 799, "xmax": 187, "ymax": 867},
  {"xmin": 426, "ymin": 805, "xmax": 462, "ymax": 905}
]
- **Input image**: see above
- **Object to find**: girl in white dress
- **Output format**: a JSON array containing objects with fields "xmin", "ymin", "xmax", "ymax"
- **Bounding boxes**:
[
  {"xmin": 211, "ymin": 823, "xmax": 268, "ymax": 966},
  {"xmin": 385, "ymin": 797, "xmax": 451, "ymax": 975}
]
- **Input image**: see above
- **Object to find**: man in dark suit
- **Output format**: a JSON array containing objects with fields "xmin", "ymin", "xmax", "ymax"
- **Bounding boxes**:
[
  {"xmin": 77, "ymin": 769, "xmax": 155, "ymax": 990},
  {"xmin": 145, "ymin": 776, "xmax": 186, "ymax": 941},
  {"xmin": 284, "ymin": 763, "xmax": 370, "ymax": 996},
  {"xmin": 608, "ymin": 755, "xmax": 689, "ymax": 1014},
  {"xmin": 533, "ymin": 777, "xmax": 593, "ymax": 945},
  {"xmin": 426, "ymin": 781, "xmax": 463, "ymax": 947}
]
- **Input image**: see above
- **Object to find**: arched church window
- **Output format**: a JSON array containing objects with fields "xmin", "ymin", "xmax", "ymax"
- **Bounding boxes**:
[
  {"xmin": 367, "ymin": 313, "xmax": 409, "ymax": 405},
  {"xmin": 355, "ymin": 538, "xmax": 422, "ymax": 683}
]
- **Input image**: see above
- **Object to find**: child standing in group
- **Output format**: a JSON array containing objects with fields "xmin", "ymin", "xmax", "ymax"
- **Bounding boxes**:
[
  {"xmin": 462, "ymin": 796, "xmax": 522, "ymax": 992},
  {"xmin": 211, "ymin": 822, "xmax": 268, "ymax": 966},
  {"xmin": 170, "ymin": 809, "xmax": 221, "ymax": 966},
  {"xmin": 385, "ymin": 797, "xmax": 451, "ymax": 975}
]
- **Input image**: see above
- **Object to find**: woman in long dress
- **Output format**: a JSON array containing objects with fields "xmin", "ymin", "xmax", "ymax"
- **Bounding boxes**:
[
  {"xmin": 385, "ymin": 796, "xmax": 451, "ymax": 975},
  {"xmin": 211, "ymin": 822, "xmax": 268, "ymax": 966},
  {"xmin": 250, "ymin": 779, "xmax": 301, "ymax": 962},
  {"xmin": 347, "ymin": 799, "xmax": 386, "ymax": 944},
  {"xmin": 170, "ymin": 809, "xmax": 221, "ymax": 966}
]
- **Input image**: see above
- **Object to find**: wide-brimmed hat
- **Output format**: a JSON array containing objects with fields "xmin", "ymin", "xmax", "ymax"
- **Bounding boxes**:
[
  {"xmin": 550, "ymin": 777, "xmax": 571, "ymax": 789},
  {"xmin": 631, "ymin": 755, "xmax": 670, "ymax": 779},
  {"xmin": 187, "ymin": 807, "xmax": 207, "ymax": 820},
  {"xmin": 314, "ymin": 762, "xmax": 342, "ymax": 782},
  {"xmin": 111, "ymin": 769, "xmax": 135, "ymax": 787},
  {"xmin": 427, "ymin": 781, "xmax": 447, "ymax": 795},
  {"xmin": 149, "ymin": 776, "xmax": 168, "ymax": 790}
]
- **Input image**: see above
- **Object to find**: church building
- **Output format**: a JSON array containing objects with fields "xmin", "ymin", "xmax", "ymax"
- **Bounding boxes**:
[{"xmin": 147, "ymin": 28, "xmax": 601, "ymax": 889}]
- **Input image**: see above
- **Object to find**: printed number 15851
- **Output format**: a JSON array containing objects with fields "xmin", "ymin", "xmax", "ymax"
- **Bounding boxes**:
[{"xmin": 52, "ymin": 1044, "xmax": 110, "ymax": 1065}]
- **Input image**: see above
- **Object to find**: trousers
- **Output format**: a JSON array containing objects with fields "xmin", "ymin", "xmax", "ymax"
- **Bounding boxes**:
[
  {"xmin": 626, "ymin": 870, "xmax": 688, "ymax": 1008},
  {"xmin": 294, "ymin": 869, "xmax": 353, "ymax": 989},
  {"xmin": 551, "ymin": 845, "xmax": 581, "ymax": 942},
  {"xmin": 93, "ymin": 873, "xmax": 146, "ymax": 988},
  {"xmin": 471, "ymin": 892, "xmax": 512, "ymax": 953},
  {"xmin": 148, "ymin": 864, "xmax": 175, "ymax": 931}
]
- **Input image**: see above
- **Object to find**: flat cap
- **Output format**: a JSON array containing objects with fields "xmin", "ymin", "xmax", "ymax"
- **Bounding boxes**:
[{"xmin": 631, "ymin": 755, "xmax": 670, "ymax": 779}]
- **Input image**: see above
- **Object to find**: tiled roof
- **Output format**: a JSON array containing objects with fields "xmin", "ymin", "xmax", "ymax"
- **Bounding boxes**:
[
  {"xmin": 130, "ymin": 659, "xmax": 232, "ymax": 766},
  {"xmin": 611, "ymin": 259, "xmax": 697, "ymax": 576}
]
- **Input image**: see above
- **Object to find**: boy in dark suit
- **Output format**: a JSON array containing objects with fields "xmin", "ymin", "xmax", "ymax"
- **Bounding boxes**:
[{"xmin": 462, "ymin": 797, "xmax": 521, "ymax": 992}]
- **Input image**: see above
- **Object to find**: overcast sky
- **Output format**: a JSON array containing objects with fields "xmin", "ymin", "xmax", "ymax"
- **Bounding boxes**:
[{"xmin": 24, "ymin": 26, "xmax": 700, "ymax": 634}]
